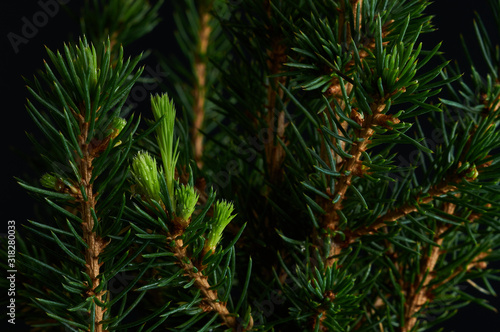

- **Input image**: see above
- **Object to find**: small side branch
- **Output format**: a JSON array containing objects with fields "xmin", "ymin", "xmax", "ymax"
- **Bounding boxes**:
[
  {"xmin": 348, "ymin": 178, "xmax": 460, "ymax": 242},
  {"xmin": 400, "ymin": 202, "xmax": 490, "ymax": 331},
  {"xmin": 171, "ymin": 238, "xmax": 250, "ymax": 331},
  {"xmin": 401, "ymin": 208, "xmax": 452, "ymax": 332}
]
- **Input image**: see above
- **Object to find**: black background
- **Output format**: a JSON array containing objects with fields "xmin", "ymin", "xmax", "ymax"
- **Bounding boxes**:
[{"xmin": 1, "ymin": 1, "xmax": 499, "ymax": 331}]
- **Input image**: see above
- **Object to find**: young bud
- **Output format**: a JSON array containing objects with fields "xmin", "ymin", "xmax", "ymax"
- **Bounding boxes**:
[
  {"xmin": 40, "ymin": 173, "xmax": 59, "ymax": 190},
  {"xmin": 176, "ymin": 185, "xmax": 199, "ymax": 223},
  {"xmin": 466, "ymin": 164, "xmax": 479, "ymax": 180},
  {"xmin": 204, "ymin": 200, "xmax": 236, "ymax": 254},
  {"xmin": 107, "ymin": 117, "xmax": 127, "ymax": 139},
  {"xmin": 131, "ymin": 151, "xmax": 161, "ymax": 202}
]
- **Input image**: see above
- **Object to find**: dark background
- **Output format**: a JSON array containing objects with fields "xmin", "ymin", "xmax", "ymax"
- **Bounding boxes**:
[{"xmin": 1, "ymin": 1, "xmax": 499, "ymax": 331}]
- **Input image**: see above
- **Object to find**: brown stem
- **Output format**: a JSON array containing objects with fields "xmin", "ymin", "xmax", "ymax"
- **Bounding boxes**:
[
  {"xmin": 172, "ymin": 238, "xmax": 251, "ymax": 331},
  {"xmin": 319, "ymin": 3, "xmax": 395, "ymax": 269},
  {"xmin": 431, "ymin": 251, "xmax": 490, "ymax": 294},
  {"xmin": 322, "ymin": 100, "xmax": 386, "ymax": 265},
  {"xmin": 326, "ymin": 1, "xmax": 362, "ymax": 166},
  {"xmin": 109, "ymin": 31, "xmax": 119, "ymax": 54},
  {"xmin": 401, "ymin": 202, "xmax": 490, "ymax": 331},
  {"xmin": 78, "ymin": 117, "xmax": 108, "ymax": 332},
  {"xmin": 426, "ymin": 207, "xmax": 490, "ymax": 293},
  {"xmin": 347, "ymin": 177, "xmax": 460, "ymax": 243},
  {"xmin": 192, "ymin": 7, "xmax": 212, "ymax": 169},
  {"xmin": 401, "ymin": 203, "xmax": 453, "ymax": 332},
  {"xmin": 264, "ymin": 2, "xmax": 287, "ymax": 183},
  {"xmin": 338, "ymin": 0, "xmax": 363, "ymax": 43}
]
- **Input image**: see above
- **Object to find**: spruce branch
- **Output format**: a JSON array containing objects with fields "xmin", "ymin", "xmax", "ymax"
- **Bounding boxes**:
[
  {"xmin": 346, "ymin": 173, "xmax": 466, "ymax": 243},
  {"xmin": 325, "ymin": 0, "xmax": 365, "ymax": 158},
  {"xmin": 401, "ymin": 203, "xmax": 454, "ymax": 332},
  {"xmin": 294, "ymin": 4, "xmax": 450, "ymax": 271},
  {"xmin": 20, "ymin": 36, "xmax": 143, "ymax": 331},
  {"xmin": 128, "ymin": 93, "xmax": 248, "ymax": 331},
  {"xmin": 129, "ymin": 186, "xmax": 247, "ymax": 330},
  {"xmin": 400, "ymin": 201, "xmax": 493, "ymax": 331},
  {"xmin": 338, "ymin": 155, "xmax": 490, "ymax": 248}
]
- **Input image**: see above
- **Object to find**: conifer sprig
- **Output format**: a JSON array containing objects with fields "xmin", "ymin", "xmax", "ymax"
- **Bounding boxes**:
[
  {"xmin": 127, "ymin": 95, "xmax": 248, "ymax": 331},
  {"xmin": 18, "ymin": 36, "xmax": 143, "ymax": 331}
]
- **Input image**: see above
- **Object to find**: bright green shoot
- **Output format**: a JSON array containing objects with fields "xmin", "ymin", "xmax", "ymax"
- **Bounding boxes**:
[
  {"xmin": 205, "ymin": 200, "xmax": 236, "ymax": 254},
  {"xmin": 151, "ymin": 93, "xmax": 179, "ymax": 207},
  {"xmin": 131, "ymin": 151, "xmax": 162, "ymax": 203}
]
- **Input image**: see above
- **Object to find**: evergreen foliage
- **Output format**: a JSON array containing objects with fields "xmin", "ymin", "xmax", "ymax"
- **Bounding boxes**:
[{"xmin": 3, "ymin": 0, "xmax": 500, "ymax": 331}]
